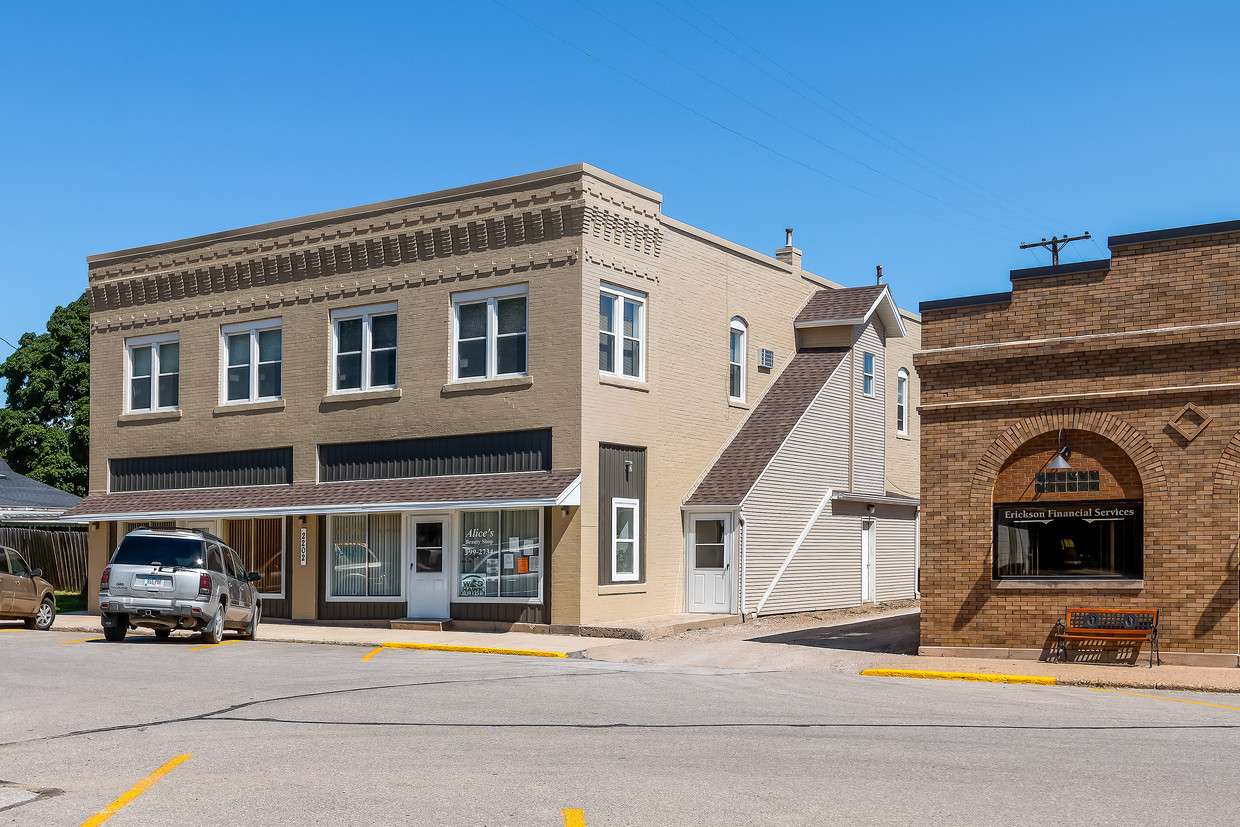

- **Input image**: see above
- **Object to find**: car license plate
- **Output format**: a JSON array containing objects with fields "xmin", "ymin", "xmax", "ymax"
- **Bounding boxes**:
[{"xmin": 144, "ymin": 577, "xmax": 169, "ymax": 587}]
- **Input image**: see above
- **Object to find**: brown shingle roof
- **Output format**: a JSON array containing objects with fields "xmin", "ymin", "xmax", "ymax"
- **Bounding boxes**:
[
  {"xmin": 62, "ymin": 470, "xmax": 581, "ymax": 520},
  {"xmin": 685, "ymin": 348, "xmax": 848, "ymax": 506},
  {"xmin": 794, "ymin": 285, "xmax": 887, "ymax": 326}
]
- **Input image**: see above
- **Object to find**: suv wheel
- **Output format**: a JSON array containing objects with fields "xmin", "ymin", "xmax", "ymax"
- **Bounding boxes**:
[
  {"xmin": 25, "ymin": 596, "xmax": 56, "ymax": 631},
  {"xmin": 240, "ymin": 603, "xmax": 261, "ymax": 641},
  {"xmin": 201, "ymin": 604, "xmax": 226, "ymax": 645},
  {"xmin": 103, "ymin": 618, "xmax": 128, "ymax": 642}
]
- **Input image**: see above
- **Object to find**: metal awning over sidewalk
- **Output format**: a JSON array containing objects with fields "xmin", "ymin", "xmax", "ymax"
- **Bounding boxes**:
[{"xmin": 60, "ymin": 469, "xmax": 582, "ymax": 522}]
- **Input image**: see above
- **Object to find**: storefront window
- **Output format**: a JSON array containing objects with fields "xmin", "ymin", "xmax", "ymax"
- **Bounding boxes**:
[
  {"xmin": 225, "ymin": 517, "xmax": 284, "ymax": 596},
  {"xmin": 993, "ymin": 501, "xmax": 1142, "ymax": 579},
  {"xmin": 458, "ymin": 509, "xmax": 541, "ymax": 600},
  {"xmin": 329, "ymin": 514, "xmax": 400, "ymax": 598}
]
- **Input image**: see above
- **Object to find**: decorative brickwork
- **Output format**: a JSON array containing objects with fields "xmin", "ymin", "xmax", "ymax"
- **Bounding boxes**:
[{"xmin": 919, "ymin": 222, "xmax": 1240, "ymax": 663}]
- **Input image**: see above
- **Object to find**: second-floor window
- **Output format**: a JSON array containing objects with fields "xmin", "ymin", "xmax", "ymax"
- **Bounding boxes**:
[
  {"xmin": 862, "ymin": 352, "xmax": 875, "ymax": 397},
  {"xmin": 599, "ymin": 284, "xmax": 645, "ymax": 380},
  {"xmin": 729, "ymin": 317, "xmax": 747, "ymax": 402},
  {"xmin": 452, "ymin": 285, "xmax": 528, "ymax": 381},
  {"xmin": 222, "ymin": 320, "xmax": 282, "ymax": 403},
  {"xmin": 127, "ymin": 333, "xmax": 179, "ymax": 412},
  {"xmin": 331, "ymin": 303, "xmax": 397, "ymax": 393},
  {"xmin": 896, "ymin": 368, "xmax": 909, "ymax": 434}
]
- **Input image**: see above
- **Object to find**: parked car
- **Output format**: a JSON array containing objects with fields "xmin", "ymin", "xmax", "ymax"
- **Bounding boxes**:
[
  {"xmin": 98, "ymin": 527, "xmax": 262, "ymax": 643},
  {"xmin": 0, "ymin": 546, "xmax": 56, "ymax": 630}
]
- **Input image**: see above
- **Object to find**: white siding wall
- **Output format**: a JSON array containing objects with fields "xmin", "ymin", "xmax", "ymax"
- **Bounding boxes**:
[
  {"xmin": 852, "ymin": 320, "xmax": 886, "ymax": 497},
  {"xmin": 740, "ymin": 361, "xmax": 849, "ymax": 614},
  {"xmin": 876, "ymin": 515, "xmax": 918, "ymax": 602}
]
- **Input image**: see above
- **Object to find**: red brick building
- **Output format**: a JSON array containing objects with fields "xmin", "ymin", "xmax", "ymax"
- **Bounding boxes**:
[{"xmin": 917, "ymin": 219, "xmax": 1240, "ymax": 667}]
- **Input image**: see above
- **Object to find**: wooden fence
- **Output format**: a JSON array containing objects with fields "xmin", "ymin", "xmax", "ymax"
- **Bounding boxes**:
[{"xmin": 0, "ymin": 526, "xmax": 89, "ymax": 593}]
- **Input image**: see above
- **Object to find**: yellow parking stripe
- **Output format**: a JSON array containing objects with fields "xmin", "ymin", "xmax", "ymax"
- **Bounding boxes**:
[
  {"xmin": 189, "ymin": 639, "xmax": 240, "ymax": 652},
  {"xmin": 1093, "ymin": 687, "xmax": 1240, "ymax": 711},
  {"xmin": 361, "ymin": 646, "xmax": 384, "ymax": 662},
  {"xmin": 562, "ymin": 808, "xmax": 586, "ymax": 826},
  {"xmin": 80, "ymin": 754, "xmax": 192, "ymax": 827},
  {"xmin": 380, "ymin": 642, "xmax": 568, "ymax": 659},
  {"xmin": 61, "ymin": 638, "xmax": 104, "ymax": 645},
  {"xmin": 860, "ymin": 668, "xmax": 1057, "ymax": 686}
]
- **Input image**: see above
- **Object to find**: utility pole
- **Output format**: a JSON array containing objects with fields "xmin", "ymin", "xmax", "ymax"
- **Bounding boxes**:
[{"xmin": 1020, "ymin": 232, "xmax": 1091, "ymax": 266}]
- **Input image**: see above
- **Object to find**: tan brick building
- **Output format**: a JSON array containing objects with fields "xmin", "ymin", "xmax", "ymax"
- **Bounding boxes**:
[
  {"xmin": 918, "ymin": 219, "xmax": 1240, "ymax": 667},
  {"xmin": 64, "ymin": 164, "xmax": 920, "ymax": 630}
]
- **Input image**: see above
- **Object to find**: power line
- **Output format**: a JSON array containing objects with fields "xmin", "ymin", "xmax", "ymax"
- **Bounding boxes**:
[
  {"xmin": 491, "ymin": 0, "xmax": 1015, "ymax": 241},
  {"xmin": 665, "ymin": 0, "xmax": 1077, "ymax": 232},
  {"xmin": 572, "ymin": 0, "xmax": 1030, "ymax": 236}
]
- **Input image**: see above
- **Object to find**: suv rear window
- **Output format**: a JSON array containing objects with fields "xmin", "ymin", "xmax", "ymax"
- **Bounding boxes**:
[{"xmin": 111, "ymin": 535, "xmax": 206, "ymax": 568}]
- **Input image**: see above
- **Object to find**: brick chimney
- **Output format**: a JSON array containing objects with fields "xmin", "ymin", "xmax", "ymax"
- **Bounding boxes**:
[{"xmin": 775, "ymin": 227, "xmax": 801, "ymax": 270}]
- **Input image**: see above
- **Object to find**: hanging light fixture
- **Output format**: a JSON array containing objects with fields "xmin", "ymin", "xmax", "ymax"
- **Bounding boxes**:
[{"xmin": 1047, "ymin": 427, "xmax": 1073, "ymax": 471}]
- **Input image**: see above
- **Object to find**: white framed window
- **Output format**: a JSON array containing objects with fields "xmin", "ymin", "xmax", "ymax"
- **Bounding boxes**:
[
  {"xmin": 126, "ymin": 332, "xmax": 180, "ymax": 412},
  {"xmin": 330, "ymin": 303, "xmax": 397, "ymax": 393},
  {"xmin": 729, "ymin": 317, "xmax": 747, "ymax": 402},
  {"xmin": 896, "ymin": 368, "xmax": 909, "ymax": 435},
  {"xmin": 326, "ymin": 513, "xmax": 402, "ymax": 600},
  {"xmin": 862, "ymin": 352, "xmax": 875, "ymax": 397},
  {"xmin": 611, "ymin": 498, "xmax": 640, "ymax": 582},
  {"xmin": 221, "ymin": 319, "xmax": 282, "ymax": 403},
  {"xmin": 599, "ymin": 284, "xmax": 645, "ymax": 380},
  {"xmin": 456, "ymin": 508, "xmax": 542, "ymax": 603},
  {"xmin": 452, "ymin": 285, "xmax": 528, "ymax": 381}
]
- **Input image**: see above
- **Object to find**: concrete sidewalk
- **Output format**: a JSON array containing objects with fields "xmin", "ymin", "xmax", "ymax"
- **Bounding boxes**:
[{"xmin": 45, "ymin": 610, "xmax": 1240, "ymax": 693}]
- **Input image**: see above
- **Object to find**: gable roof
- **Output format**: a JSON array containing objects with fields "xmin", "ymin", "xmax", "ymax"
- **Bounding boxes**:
[
  {"xmin": 0, "ymin": 457, "xmax": 81, "ymax": 517},
  {"xmin": 684, "ymin": 348, "xmax": 848, "ymax": 507},
  {"xmin": 794, "ymin": 284, "xmax": 907, "ymax": 336}
]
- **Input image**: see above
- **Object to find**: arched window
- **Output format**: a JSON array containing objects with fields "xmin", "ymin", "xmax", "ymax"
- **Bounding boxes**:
[
  {"xmin": 729, "ymin": 318, "xmax": 747, "ymax": 402},
  {"xmin": 896, "ymin": 368, "xmax": 909, "ymax": 435}
]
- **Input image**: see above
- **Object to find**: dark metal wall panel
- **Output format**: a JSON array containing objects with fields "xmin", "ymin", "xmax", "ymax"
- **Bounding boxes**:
[
  {"xmin": 110, "ymin": 448, "xmax": 293, "ymax": 493},
  {"xmin": 319, "ymin": 429, "xmax": 551, "ymax": 482},
  {"xmin": 597, "ymin": 444, "xmax": 647, "ymax": 586}
]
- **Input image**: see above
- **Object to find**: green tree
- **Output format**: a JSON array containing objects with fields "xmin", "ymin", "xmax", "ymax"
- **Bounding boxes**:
[{"xmin": 0, "ymin": 292, "xmax": 90, "ymax": 495}]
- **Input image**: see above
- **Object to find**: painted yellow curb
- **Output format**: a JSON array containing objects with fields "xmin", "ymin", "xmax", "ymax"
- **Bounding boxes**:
[
  {"xmin": 382, "ymin": 642, "xmax": 568, "ymax": 659},
  {"xmin": 860, "ymin": 668, "xmax": 1057, "ymax": 686}
]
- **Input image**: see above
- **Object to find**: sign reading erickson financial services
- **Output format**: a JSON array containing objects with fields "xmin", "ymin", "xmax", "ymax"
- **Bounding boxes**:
[{"xmin": 993, "ymin": 500, "xmax": 1143, "ymax": 580}]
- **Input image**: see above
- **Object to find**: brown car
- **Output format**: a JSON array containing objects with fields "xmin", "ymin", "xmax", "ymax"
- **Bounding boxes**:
[{"xmin": 0, "ymin": 546, "xmax": 56, "ymax": 630}]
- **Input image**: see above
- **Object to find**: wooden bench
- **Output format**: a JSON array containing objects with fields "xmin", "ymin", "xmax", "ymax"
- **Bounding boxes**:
[{"xmin": 1053, "ymin": 608, "xmax": 1160, "ymax": 667}]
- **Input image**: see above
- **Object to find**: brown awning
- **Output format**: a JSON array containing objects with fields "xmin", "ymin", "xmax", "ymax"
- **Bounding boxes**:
[{"xmin": 61, "ymin": 470, "xmax": 582, "ymax": 522}]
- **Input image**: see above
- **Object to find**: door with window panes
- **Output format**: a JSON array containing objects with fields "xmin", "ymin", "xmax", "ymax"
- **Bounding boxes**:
[
  {"xmin": 688, "ymin": 514, "xmax": 732, "ymax": 613},
  {"xmin": 407, "ymin": 515, "xmax": 450, "ymax": 618}
]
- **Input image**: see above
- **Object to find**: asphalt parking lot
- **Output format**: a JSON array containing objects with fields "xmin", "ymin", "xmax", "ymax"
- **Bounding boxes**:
[{"xmin": 4, "ymin": 625, "xmax": 1240, "ymax": 826}]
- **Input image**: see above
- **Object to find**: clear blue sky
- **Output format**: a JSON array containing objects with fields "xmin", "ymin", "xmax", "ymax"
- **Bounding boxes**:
[{"xmin": 2, "ymin": 1, "xmax": 1237, "ymax": 355}]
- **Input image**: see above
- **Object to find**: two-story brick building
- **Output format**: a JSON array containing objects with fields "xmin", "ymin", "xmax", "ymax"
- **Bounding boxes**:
[
  {"xmin": 64, "ymin": 164, "xmax": 921, "ymax": 630},
  {"xmin": 918, "ymin": 218, "xmax": 1240, "ymax": 666}
]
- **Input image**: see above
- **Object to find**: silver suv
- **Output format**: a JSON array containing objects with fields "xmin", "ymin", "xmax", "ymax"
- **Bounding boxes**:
[{"xmin": 99, "ymin": 527, "xmax": 261, "ymax": 643}]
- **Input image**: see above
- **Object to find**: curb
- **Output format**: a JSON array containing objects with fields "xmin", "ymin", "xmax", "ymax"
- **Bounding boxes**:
[
  {"xmin": 860, "ymin": 668, "xmax": 1057, "ymax": 686},
  {"xmin": 377, "ymin": 642, "xmax": 568, "ymax": 659}
]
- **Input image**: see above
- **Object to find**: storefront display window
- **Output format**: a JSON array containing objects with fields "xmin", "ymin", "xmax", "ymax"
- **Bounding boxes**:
[
  {"xmin": 224, "ymin": 517, "xmax": 284, "ymax": 596},
  {"xmin": 993, "ymin": 501, "xmax": 1142, "ymax": 579},
  {"xmin": 329, "ymin": 513, "xmax": 400, "ymax": 598},
  {"xmin": 458, "ymin": 509, "xmax": 540, "ymax": 600}
]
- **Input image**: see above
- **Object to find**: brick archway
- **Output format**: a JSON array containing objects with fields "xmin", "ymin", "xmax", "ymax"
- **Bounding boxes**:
[
  {"xmin": 1210, "ymin": 430, "xmax": 1240, "ymax": 507},
  {"xmin": 970, "ymin": 407, "xmax": 1167, "ymax": 508}
]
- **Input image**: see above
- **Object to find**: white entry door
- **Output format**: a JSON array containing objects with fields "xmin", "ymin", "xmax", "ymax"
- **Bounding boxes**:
[
  {"xmin": 688, "ymin": 513, "xmax": 732, "ymax": 613},
  {"xmin": 861, "ymin": 520, "xmax": 877, "ymax": 604},
  {"xmin": 407, "ymin": 516, "xmax": 450, "ymax": 619}
]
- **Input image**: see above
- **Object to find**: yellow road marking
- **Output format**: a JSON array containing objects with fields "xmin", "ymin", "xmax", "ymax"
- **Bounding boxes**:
[
  {"xmin": 380, "ymin": 642, "xmax": 568, "ymax": 659},
  {"xmin": 80, "ymin": 754, "xmax": 192, "ymax": 827},
  {"xmin": 860, "ymin": 668, "xmax": 1057, "ymax": 686},
  {"xmin": 1093, "ymin": 687, "xmax": 1240, "ymax": 711},
  {"xmin": 562, "ymin": 808, "xmax": 585, "ymax": 827},
  {"xmin": 61, "ymin": 638, "xmax": 104, "ymax": 645},
  {"xmin": 189, "ymin": 639, "xmax": 240, "ymax": 652},
  {"xmin": 361, "ymin": 646, "xmax": 384, "ymax": 662}
]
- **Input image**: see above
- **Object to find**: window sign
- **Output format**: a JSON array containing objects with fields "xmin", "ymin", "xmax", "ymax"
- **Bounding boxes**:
[
  {"xmin": 459, "ymin": 509, "xmax": 540, "ymax": 601},
  {"xmin": 993, "ymin": 500, "xmax": 1142, "ymax": 579}
]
